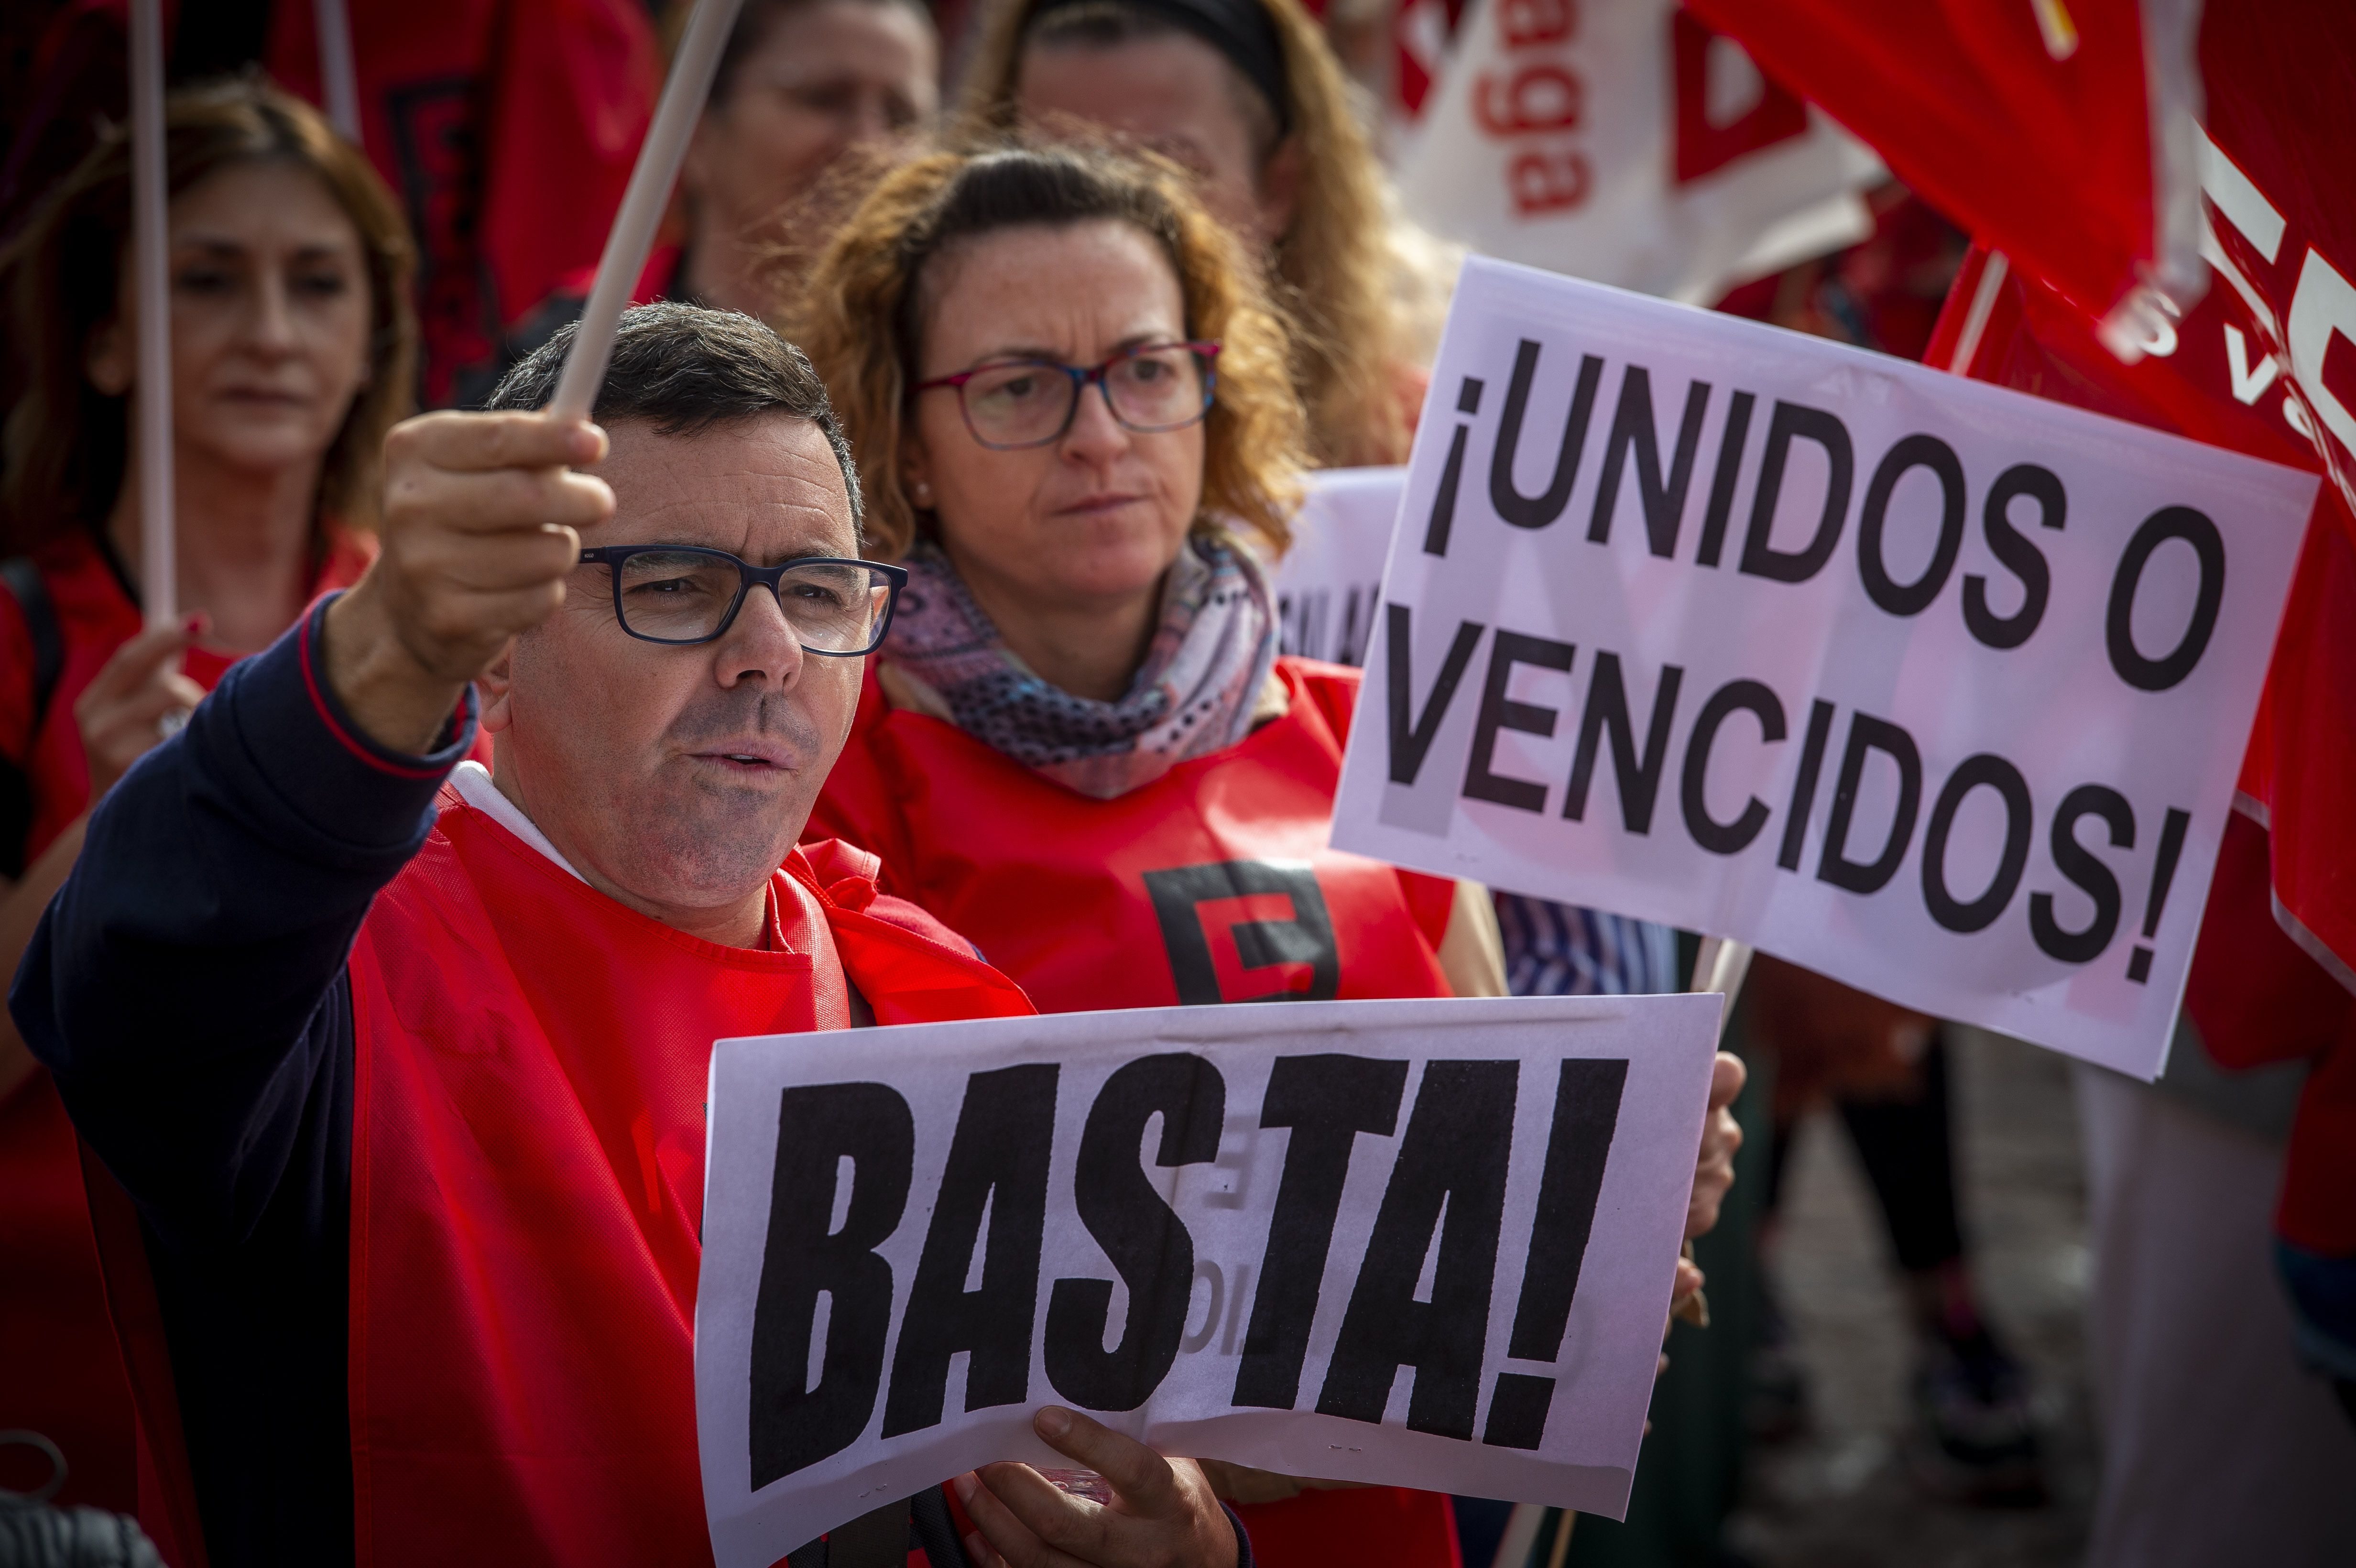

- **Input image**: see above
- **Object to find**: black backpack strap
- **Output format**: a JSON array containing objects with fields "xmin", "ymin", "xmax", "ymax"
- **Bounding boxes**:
[
  {"xmin": 2, "ymin": 556, "xmax": 66, "ymax": 880},
  {"xmin": 1, "ymin": 557, "xmax": 65, "ymax": 733}
]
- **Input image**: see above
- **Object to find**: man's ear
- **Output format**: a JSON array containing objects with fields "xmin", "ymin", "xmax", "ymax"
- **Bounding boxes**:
[
  {"xmin": 477, "ymin": 637, "xmax": 519, "ymax": 735},
  {"xmin": 1253, "ymin": 135, "xmax": 1304, "ymax": 249},
  {"xmin": 86, "ymin": 316, "xmax": 131, "ymax": 396}
]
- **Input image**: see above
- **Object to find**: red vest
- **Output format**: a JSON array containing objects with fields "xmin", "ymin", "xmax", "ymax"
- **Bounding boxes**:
[
  {"xmin": 810, "ymin": 656, "xmax": 1465, "ymax": 1568},
  {"xmin": 334, "ymin": 801, "xmax": 1030, "ymax": 1565},
  {"xmin": 0, "ymin": 526, "xmax": 374, "ymax": 1518},
  {"xmin": 812, "ymin": 658, "xmax": 1457, "ymax": 1012}
]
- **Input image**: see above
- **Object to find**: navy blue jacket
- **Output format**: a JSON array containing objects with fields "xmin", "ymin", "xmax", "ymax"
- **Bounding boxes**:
[{"xmin": 12, "ymin": 599, "xmax": 471, "ymax": 1566}]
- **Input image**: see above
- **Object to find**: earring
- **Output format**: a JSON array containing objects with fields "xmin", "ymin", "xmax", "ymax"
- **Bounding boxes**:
[{"xmin": 911, "ymin": 481, "xmax": 933, "ymax": 505}]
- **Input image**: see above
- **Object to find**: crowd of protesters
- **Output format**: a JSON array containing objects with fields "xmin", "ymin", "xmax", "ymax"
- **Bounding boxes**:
[{"xmin": 0, "ymin": 2, "xmax": 2347, "ymax": 1567}]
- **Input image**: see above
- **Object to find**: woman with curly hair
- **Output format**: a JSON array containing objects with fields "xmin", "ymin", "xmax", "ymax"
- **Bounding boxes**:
[
  {"xmin": 796, "ymin": 137, "xmax": 1483, "ymax": 1563},
  {"xmin": 793, "ymin": 136, "xmax": 1749, "ymax": 1568},
  {"xmin": 0, "ymin": 76, "xmax": 414, "ymax": 1515},
  {"xmin": 960, "ymin": 0, "xmax": 1415, "ymax": 468}
]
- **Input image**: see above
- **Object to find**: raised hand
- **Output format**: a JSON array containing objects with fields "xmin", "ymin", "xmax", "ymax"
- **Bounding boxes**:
[
  {"xmin": 325, "ymin": 411, "xmax": 614, "ymax": 753},
  {"xmin": 954, "ymin": 1407, "xmax": 1239, "ymax": 1568}
]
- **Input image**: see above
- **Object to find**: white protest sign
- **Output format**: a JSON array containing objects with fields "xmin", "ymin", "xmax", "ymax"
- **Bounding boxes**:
[
  {"xmin": 1332, "ymin": 258, "xmax": 2320, "ymax": 1080},
  {"xmin": 696, "ymin": 994, "xmax": 1721, "ymax": 1565},
  {"xmin": 1273, "ymin": 467, "xmax": 1408, "ymax": 666}
]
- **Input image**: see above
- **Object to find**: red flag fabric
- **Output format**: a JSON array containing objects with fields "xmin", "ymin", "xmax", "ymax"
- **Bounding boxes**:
[
  {"xmin": 1738, "ymin": 0, "xmax": 2356, "ymax": 1244},
  {"xmin": 1686, "ymin": 0, "xmax": 2205, "ymax": 342},
  {"xmin": 1680, "ymin": 0, "xmax": 2356, "ymax": 1252},
  {"xmin": 1898, "ymin": 0, "xmax": 2356, "ymax": 996}
]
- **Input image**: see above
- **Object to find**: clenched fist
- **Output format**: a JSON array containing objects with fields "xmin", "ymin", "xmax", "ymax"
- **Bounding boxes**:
[{"xmin": 325, "ymin": 412, "xmax": 614, "ymax": 753}]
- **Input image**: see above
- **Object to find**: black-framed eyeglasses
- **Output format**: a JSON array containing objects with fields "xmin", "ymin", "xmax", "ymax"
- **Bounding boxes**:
[
  {"xmin": 577, "ymin": 546, "xmax": 907, "ymax": 652},
  {"xmin": 912, "ymin": 340, "xmax": 1220, "ymax": 450}
]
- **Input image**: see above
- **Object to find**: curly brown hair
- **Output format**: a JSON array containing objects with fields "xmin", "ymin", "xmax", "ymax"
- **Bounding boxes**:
[
  {"xmin": 960, "ymin": 0, "xmax": 1404, "ymax": 468},
  {"xmin": 790, "ymin": 137, "xmax": 1307, "ymax": 562},
  {"xmin": 0, "ymin": 76, "xmax": 416, "ymax": 554}
]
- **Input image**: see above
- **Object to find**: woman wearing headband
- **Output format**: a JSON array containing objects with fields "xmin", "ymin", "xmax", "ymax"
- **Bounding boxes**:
[
  {"xmin": 962, "ymin": 0, "xmax": 1413, "ymax": 468},
  {"xmin": 795, "ymin": 137, "xmax": 1742, "ymax": 1568},
  {"xmin": 0, "ymin": 77, "xmax": 414, "ymax": 1515}
]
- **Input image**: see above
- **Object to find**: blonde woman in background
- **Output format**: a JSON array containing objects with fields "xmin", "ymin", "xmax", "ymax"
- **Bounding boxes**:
[{"xmin": 962, "ymin": 0, "xmax": 1416, "ymax": 467}]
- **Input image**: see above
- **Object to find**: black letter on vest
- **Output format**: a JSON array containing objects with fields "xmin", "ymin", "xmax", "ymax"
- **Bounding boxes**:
[
  {"xmin": 1490, "ymin": 340, "xmax": 1604, "ymax": 531},
  {"xmin": 1564, "ymin": 653, "xmax": 1685, "ymax": 833},
  {"xmin": 1587, "ymin": 367, "xmax": 1710, "ymax": 557},
  {"xmin": 1144, "ymin": 860, "xmax": 1339, "ymax": 1005},
  {"xmin": 1965, "ymin": 464, "xmax": 2063, "ymax": 650},
  {"xmin": 1680, "ymin": 679, "xmax": 1787, "ymax": 855},
  {"xmin": 1316, "ymin": 1061, "xmax": 1517, "ymax": 1441},
  {"xmin": 1463, "ymin": 631, "xmax": 1576, "ymax": 813},
  {"xmin": 1856, "ymin": 434, "xmax": 1966, "ymax": 617},
  {"xmin": 1738, "ymin": 401, "xmax": 1854, "ymax": 584},
  {"xmin": 749, "ymin": 1083, "xmax": 915, "ymax": 1487},
  {"xmin": 1816, "ymin": 713, "xmax": 1923, "ymax": 895},
  {"xmin": 881, "ymin": 1064, "xmax": 1058, "ymax": 1436},
  {"xmin": 2031, "ymin": 785, "xmax": 2135, "ymax": 962},
  {"xmin": 1385, "ymin": 604, "xmax": 1486, "ymax": 784},
  {"xmin": 1920, "ymin": 754, "xmax": 2034, "ymax": 933},
  {"xmin": 1046, "ymin": 1055, "xmax": 1226, "ymax": 1410},
  {"xmin": 1484, "ymin": 1058, "xmax": 1628, "ymax": 1449},
  {"xmin": 1233, "ymin": 1056, "xmax": 1409, "ymax": 1409}
]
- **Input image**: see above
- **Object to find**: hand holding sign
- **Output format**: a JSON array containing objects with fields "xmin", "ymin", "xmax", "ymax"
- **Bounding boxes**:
[
  {"xmin": 1684, "ymin": 1052, "xmax": 1745, "ymax": 1244},
  {"xmin": 955, "ymin": 1407, "xmax": 1237, "ymax": 1568}
]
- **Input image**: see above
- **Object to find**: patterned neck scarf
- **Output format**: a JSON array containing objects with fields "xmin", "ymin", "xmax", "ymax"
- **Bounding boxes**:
[{"xmin": 880, "ymin": 532, "xmax": 1277, "ymax": 799}]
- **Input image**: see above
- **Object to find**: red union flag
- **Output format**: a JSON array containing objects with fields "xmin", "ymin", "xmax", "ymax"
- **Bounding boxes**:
[
  {"xmin": 1685, "ymin": 0, "xmax": 2208, "ymax": 352},
  {"xmin": 1396, "ymin": 0, "xmax": 1880, "ymax": 303},
  {"xmin": 1705, "ymin": 0, "xmax": 2356, "ymax": 991}
]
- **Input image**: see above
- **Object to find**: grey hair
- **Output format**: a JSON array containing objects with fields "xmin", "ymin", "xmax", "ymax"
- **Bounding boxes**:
[{"xmin": 487, "ymin": 301, "xmax": 865, "ymax": 535}]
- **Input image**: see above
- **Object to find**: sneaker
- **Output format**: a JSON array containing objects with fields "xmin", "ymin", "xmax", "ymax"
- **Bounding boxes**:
[{"xmin": 1907, "ymin": 1325, "xmax": 2046, "ymax": 1505}]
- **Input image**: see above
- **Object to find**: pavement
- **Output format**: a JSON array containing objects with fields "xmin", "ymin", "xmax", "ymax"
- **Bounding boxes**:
[{"xmin": 1723, "ymin": 1028, "xmax": 2098, "ymax": 1568}]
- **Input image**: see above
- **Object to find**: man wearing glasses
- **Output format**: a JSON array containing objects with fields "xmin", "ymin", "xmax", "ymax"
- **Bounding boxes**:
[{"xmin": 11, "ymin": 305, "xmax": 1248, "ymax": 1568}]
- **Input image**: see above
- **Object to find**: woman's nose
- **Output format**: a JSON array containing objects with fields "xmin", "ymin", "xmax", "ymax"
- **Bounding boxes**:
[
  {"xmin": 1059, "ymin": 377, "xmax": 1133, "ymax": 462},
  {"xmin": 244, "ymin": 273, "xmax": 299, "ymax": 354}
]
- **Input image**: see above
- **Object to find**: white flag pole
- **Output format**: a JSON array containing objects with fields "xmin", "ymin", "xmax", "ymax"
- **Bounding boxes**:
[
  {"xmin": 1690, "ymin": 935, "xmax": 1754, "ymax": 1021},
  {"xmin": 313, "ymin": 0, "xmax": 364, "ymax": 146},
  {"xmin": 128, "ymin": 0, "xmax": 175, "ymax": 628},
  {"xmin": 547, "ymin": 0, "xmax": 746, "ymax": 423}
]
